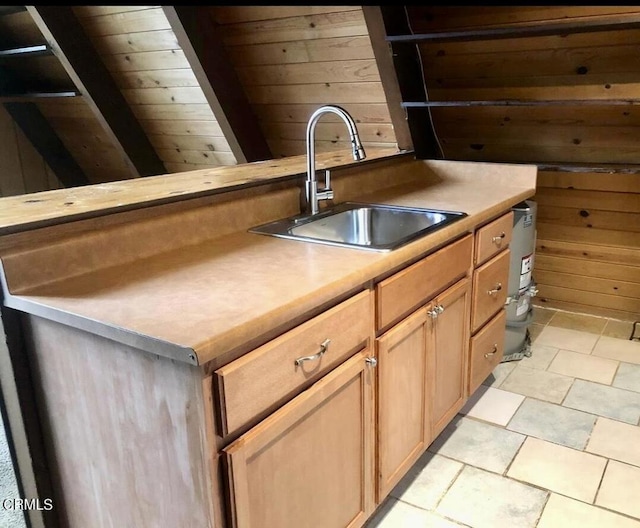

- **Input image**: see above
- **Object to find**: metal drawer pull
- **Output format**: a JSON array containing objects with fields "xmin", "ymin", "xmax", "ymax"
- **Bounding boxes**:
[
  {"xmin": 295, "ymin": 339, "xmax": 330, "ymax": 366},
  {"xmin": 492, "ymin": 232, "xmax": 506, "ymax": 244},
  {"xmin": 487, "ymin": 283, "xmax": 503, "ymax": 296},
  {"xmin": 484, "ymin": 344, "xmax": 498, "ymax": 358},
  {"xmin": 436, "ymin": 304, "xmax": 445, "ymax": 314},
  {"xmin": 427, "ymin": 308, "xmax": 439, "ymax": 318},
  {"xmin": 365, "ymin": 356, "xmax": 378, "ymax": 367}
]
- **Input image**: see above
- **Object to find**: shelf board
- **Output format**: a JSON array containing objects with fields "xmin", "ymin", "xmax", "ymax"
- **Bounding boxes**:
[
  {"xmin": 0, "ymin": 90, "xmax": 81, "ymax": 101},
  {"xmin": 386, "ymin": 17, "xmax": 640, "ymax": 43},
  {"xmin": 0, "ymin": 44, "xmax": 52, "ymax": 58},
  {"xmin": 402, "ymin": 99, "xmax": 640, "ymax": 108}
]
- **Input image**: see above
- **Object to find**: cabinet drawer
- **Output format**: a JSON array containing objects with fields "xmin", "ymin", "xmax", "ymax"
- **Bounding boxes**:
[
  {"xmin": 474, "ymin": 212, "xmax": 513, "ymax": 266},
  {"xmin": 471, "ymin": 249, "xmax": 510, "ymax": 333},
  {"xmin": 468, "ymin": 310, "xmax": 506, "ymax": 395},
  {"xmin": 376, "ymin": 234, "xmax": 472, "ymax": 331},
  {"xmin": 215, "ymin": 290, "xmax": 372, "ymax": 437}
]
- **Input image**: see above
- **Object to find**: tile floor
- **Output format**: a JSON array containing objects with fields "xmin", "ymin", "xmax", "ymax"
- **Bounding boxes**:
[{"xmin": 366, "ymin": 308, "xmax": 640, "ymax": 528}]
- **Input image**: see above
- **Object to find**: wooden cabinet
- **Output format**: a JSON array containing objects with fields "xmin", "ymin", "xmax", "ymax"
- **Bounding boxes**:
[
  {"xmin": 429, "ymin": 278, "xmax": 471, "ymax": 440},
  {"xmin": 223, "ymin": 351, "xmax": 375, "ymax": 528},
  {"xmin": 377, "ymin": 307, "xmax": 430, "ymax": 499},
  {"xmin": 468, "ymin": 212, "xmax": 513, "ymax": 395},
  {"xmin": 375, "ymin": 237, "xmax": 472, "ymax": 500}
]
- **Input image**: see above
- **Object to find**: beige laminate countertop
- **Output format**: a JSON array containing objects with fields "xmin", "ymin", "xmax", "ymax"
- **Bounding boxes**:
[{"xmin": 1, "ymin": 160, "xmax": 536, "ymax": 366}]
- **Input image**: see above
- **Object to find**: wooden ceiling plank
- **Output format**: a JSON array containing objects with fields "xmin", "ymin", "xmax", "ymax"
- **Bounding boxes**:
[
  {"xmin": 26, "ymin": 6, "xmax": 167, "ymax": 178},
  {"xmin": 3, "ymin": 102, "xmax": 89, "ymax": 187},
  {"xmin": 163, "ymin": 6, "xmax": 272, "ymax": 164}
]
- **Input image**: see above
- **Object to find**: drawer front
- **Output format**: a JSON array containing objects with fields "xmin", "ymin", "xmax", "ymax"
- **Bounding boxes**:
[
  {"xmin": 468, "ymin": 309, "xmax": 506, "ymax": 395},
  {"xmin": 471, "ymin": 249, "xmax": 511, "ymax": 333},
  {"xmin": 376, "ymin": 234, "xmax": 472, "ymax": 332},
  {"xmin": 215, "ymin": 290, "xmax": 372, "ymax": 437},
  {"xmin": 474, "ymin": 212, "xmax": 513, "ymax": 266}
]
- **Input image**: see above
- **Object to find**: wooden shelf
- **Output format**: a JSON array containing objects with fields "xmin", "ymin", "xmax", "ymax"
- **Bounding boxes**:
[
  {"xmin": 402, "ymin": 99, "xmax": 640, "ymax": 108},
  {"xmin": 0, "ymin": 44, "xmax": 51, "ymax": 58},
  {"xmin": 386, "ymin": 17, "xmax": 640, "ymax": 43}
]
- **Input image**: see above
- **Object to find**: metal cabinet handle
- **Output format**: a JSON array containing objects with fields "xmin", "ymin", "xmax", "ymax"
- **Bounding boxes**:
[
  {"xmin": 427, "ymin": 308, "xmax": 439, "ymax": 318},
  {"xmin": 295, "ymin": 339, "xmax": 330, "ymax": 366},
  {"xmin": 365, "ymin": 356, "xmax": 378, "ymax": 367},
  {"xmin": 492, "ymin": 232, "xmax": 506, "ymax": 244},
  {"xmin": 487, "ymin": 283, "xmax": 503, "ymax": 296},
  {"xmin": 436, "ymin": 304, "xmax": 445, "ymax": 314},
  {"xmin": 484, "ymin": 344, "xmax": 498, "ymax": 359}
]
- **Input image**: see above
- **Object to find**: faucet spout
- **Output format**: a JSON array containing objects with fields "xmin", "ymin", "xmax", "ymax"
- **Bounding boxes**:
[{"xmin": 305, "ymin": 105, "xmax": 367, "ymax": 215}]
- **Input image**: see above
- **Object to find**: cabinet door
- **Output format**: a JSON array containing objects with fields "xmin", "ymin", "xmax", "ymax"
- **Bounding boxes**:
[
  {"xmin": 224, "ymin": 351, "xmax": 375, "ymax": 528},
  {"xmin": 376, "ymin": 307, "xmax": 430, "ymax": 500},
  {"xmin": 429, "ymin": 278, "xmax": 471, "ymax": 441}
]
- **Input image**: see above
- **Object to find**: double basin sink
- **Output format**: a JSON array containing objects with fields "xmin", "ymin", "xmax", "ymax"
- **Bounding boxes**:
[{"xmin": 249, "ymin": 202, "xmax": 467, "ymax": 252}]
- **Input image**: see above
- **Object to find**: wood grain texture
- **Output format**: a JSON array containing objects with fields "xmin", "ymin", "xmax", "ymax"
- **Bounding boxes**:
[
  {"xmin": 24, "ymin": 314, "xmax": 215, "ymax": 528},
  {"xmin": 215, "ymin": 290, "xmax": 372, "ymax": 437},
  {"xmin": 224, "ymin": 350, "xmax": 374, "ymax": 528},
  {"xmin": 468, "ymin": 310, "xmax": 506, "ymax": 394},
  {"xmin": 470, "ymin": 249, "xmax": 510, "ymax": 333},
  {"xmin": 376, "ymin": 234, "xmax": 473, "ymax": 332}
]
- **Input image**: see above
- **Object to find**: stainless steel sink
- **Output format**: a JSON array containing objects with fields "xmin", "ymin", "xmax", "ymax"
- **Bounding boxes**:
[{"xmin": 249, "ymin": 202, "xmax": 467, "ymax": 252}]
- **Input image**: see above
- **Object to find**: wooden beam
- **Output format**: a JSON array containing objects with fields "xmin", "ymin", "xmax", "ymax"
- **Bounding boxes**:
[
  {"xmin": 386, "ymin": 17, "xmax": 640, "ymax": 43},
  {"xmin": 26, "ymin": 6, "xmax": 167, "ymax": 178},
  {"xmin": 0, "ymin": 44, "xmax": 51, "ymax": 57},
  {"xmin": 4, "ymin": 102, "xmax": 89, "ymax": 187},
  {"xmin": 163, "ymin": 6, "xmax": 272, "ymax": 164},
  {"xmin": 378, "ymin": 6, "xmax": 441, "ymax": 159},
  {"xmin": 362, "ymin": 6, "xmax": 412, "ymax": 152}
]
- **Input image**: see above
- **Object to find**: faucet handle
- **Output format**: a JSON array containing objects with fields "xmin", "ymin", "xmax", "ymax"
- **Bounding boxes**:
[{"xmin": 322, "ymin": 169, "xmax": 331, "ymax": 191}]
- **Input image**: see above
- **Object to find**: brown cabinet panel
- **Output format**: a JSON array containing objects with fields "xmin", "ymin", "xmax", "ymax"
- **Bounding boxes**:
[
  {"xmin": 376, "ymin": 234, "xmax": 472, "ymax": 332},
  {"xmin": 471, "ymin": 249, "xmax": 510, "ymax": 333},
  {"xmin": 429, "ymin": 278, "xmax": 471, "ymax": 440},
  {"xmin": 376, "ymin": 307, "xmax": 430, "ymax": 500},
  {"xmin": 474, "ymin": 212, "xmax": 513, "ymax": 266},
  {"xmin": 215, "ymin": 290, "xmax": 372, "ymax": 437},
  {"xmin": 224, "ymin": 351, "xmax": 375, "ymax": 528},
  {"xmin": 469, "ymin": 310, "xmax": 507, "ymax": 394}
]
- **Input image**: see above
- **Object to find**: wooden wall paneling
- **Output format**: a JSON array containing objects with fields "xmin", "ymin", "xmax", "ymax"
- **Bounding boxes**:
[
  {"xmin": 212, "ymin": 6, "xmax": 398, "ymax": 158},
  {"xmin": 4, "ymin": 103, "xmax": 89, "ymax": 188},
  {"xmin": 164, "ymin": 6, "xmax": 271, "ymax": 164},
  {"xmin": 0, "ymin": 104, "xmax": 25, "ymax": 197},
  {"xmin": 14, "ymin": 128, "xmax": 50, "ymax": 195},
  {"xmin": 75, "ymin": 6, "xmax": 238, "ymax": 172},
  {"xmin": 27, "ymin": 6, "xmax": 166, "ymax": 179}
]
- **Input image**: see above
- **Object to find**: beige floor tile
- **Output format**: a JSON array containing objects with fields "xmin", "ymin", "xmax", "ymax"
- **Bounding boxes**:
[
  {"xmin": 460, "ymin": 385, "xmax": 525, "ymax": 426},
  {"xmin": 390, "ymin": 452, "xmax": 463, "ymax": 511},
  {"xmin": 586, "ymin": 417, "xmax": 640, "ymax": 467},
  {"xmin": 499, "ymin": 365, "xmax": 574, "ymax": 404},
  {"xmin": 547, "ymin": 349, "xmax": 619, "ymax": 384},
  {"xmin": 428, "ymin": 416, "xmax": 525, "ymax": 474},
  {"xmin": 596, "ymin": 461, "xmax": 640, "ymax": 520},
  {"xmin": 507, "ymin": 398, "xmax": 596, "ymax": 450},
  {"xmin": 518, "ymin": 344, "xmax": 558, "ymax": 370},
  {"xmin": 367, "ymin": 497, "xmax": 466, "ymax": 527},
  {"xmin": 528, "ymin": 323, "xmax": 545, "ymax": 343},
  {"xmin": 563, "ymin": 380, "xmax": 640, "ymax": 424},
  {"xmin": 592, "ymin": 336, "xmax": 640, "ymax": 365},
  {"xmin": 538, "ymin": 494, "xmax": 640, "ymax": 528},
  {"xmin": 603, "ymin": 319, "xmax": 635, "ymax": 340},
  {"xmin": 482, "ymin": 361, "xmax": 517, "ymax": 388},
  {"xmin": 533, "ymin": 306, "xmax": 556, "ymax": 325},
  {"xmin": 548, "ymin": 311, "xmax": 608, "ymax": 334},
  {"xmin": 613, "ymin": 362, "xmax": 640, "ymax": 393},
  {"xmin": 436, "ymin": 465, "xmax": 548, "ymax": 528},
  {"xmin": 506, "ymin": 437, "xmax": 607, "ymax": 503},
  {"xmin": 534, "ymin": 326, "xmax": 600, "ymax": 353}
]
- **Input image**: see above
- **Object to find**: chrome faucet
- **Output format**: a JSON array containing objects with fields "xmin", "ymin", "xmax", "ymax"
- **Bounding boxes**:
[{"xmin": 305, "ymin": 105, "xmax": 366, "ymax": 215}]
